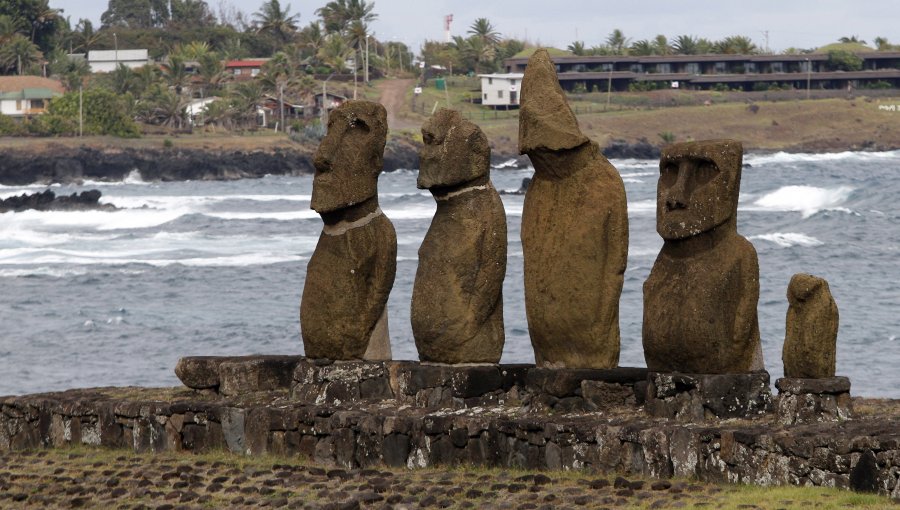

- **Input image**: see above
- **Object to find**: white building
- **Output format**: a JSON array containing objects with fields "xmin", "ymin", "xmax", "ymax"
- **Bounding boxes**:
[
  {"xmin": 479, "ymin": 73, "xmax": 524, "ymax": 108},
  {"xmin": 0, "ymin": 76, "xmax": 64, "ymax": 117},
  {"xmin": 87, "ymin": 49, "xmax": 152, "ymax": 73}
]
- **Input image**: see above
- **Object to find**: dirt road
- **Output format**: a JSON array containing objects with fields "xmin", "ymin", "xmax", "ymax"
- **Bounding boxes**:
[{"xmin": 377, "ymin": 78, "xmax": 418, "ymax": 130}]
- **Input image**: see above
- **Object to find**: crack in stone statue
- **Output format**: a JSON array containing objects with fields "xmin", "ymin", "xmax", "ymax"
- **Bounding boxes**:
[
  {"xmin": 643, "ymin": 140, "xmax": 764, "ymax": 374},
  {"xmin": 783, "ymin": 273, "xmax": 839, "ymax": 378},
  {"xmin": 300, "ymin": 100, "xmax": 396, "ymax": 361},
  {"xmin": 518, "ymin": 49, "xmax": 629, "ymax": 368},
  {"xmin": 411, "ymin": 108, "xmax": 507, "ymax": 364}
]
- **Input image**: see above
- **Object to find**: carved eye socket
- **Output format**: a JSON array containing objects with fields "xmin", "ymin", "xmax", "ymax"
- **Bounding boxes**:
[
  {"xmin": 423, "ymin": 132, "xmax": 435, "ymax": 145},
  {"xmin": 693, "ymin": 161, "xmax": 719, "ymax": 186},
  {"xmin": 349, "ymin": 117, "xmax": 370, "ymax": 132},
  {"xmin": 660, "ymin": 163, "xmax": 678, "ymax": 187}
]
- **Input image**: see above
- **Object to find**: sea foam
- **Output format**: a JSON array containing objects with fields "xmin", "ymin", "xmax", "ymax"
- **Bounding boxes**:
[
  {"xmin": 749, "ymin": 232, "xmax": 824, "ymax": 248},
  {"xmin": 752, "ymin": 185, "xmax": 854, "ymax": 218}
]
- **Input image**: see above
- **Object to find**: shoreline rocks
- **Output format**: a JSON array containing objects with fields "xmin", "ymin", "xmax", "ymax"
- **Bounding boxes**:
[{"xmin": 0, "ymin": 189, "xmax": 114, "ymax": 213}]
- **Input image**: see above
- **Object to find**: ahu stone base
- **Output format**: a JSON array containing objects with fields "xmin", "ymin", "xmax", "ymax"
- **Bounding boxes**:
[
  {"xmin": 775, "ymin": 377, "xmax": 853, "ymax": 425},
  {"xmin": 645, "ymin": 372, "xmax": 773, "ymax": 421},
  {"xmin": 2, "ymin": 357, "xmax": 900, "ymax": 501}
]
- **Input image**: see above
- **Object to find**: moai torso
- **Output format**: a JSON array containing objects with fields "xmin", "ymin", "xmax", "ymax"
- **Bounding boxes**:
[
  {"xmin": 300, "ymin": 100, "xmax": 396, "ymax": 360},
  {"xmin": 411, "ymin": 109, "xmax": 507, "ymax": 364},
  {"xmin": 642, "ymin": 139, "xmax": 764, "ymax": 374},
  {"xmin": 783, "ymin": 273, "xmax": 838, "ymax": 378},
  {"xmin": 518, "ymin": 49, "xmax": 629, "ymax": 369}
]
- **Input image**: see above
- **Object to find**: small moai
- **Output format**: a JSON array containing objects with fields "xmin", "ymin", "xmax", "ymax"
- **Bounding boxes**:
[
  {"xmin": 776, "ymin": 273, "xmax": 850, "ymax": 424},
  {"xmin": 411, "ymin": 108, "xmax": 507, "ymax": 364},
  {"xmin": 783, "ymin": 273, "xmax": 839, "ymax": 378},
  {"xmin": 518, "ymin": 49, "xmax": 629, "ymax": 369},
  {"xmin": 300, "ymin": 100, "xmax": 397, "ymax": 361},
  {"xmin": 642, "ymin": 140, "xmax": 764, "ymax": 374}
]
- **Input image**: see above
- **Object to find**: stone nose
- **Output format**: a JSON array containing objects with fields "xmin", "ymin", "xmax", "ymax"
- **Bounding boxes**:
[
  {"xmin": 313, "ymin": 138, "xmax": 335, "ymax": 172},
  {"xmin": 665, "ymin": 166, "xmax": 691, "ymax": 211}
]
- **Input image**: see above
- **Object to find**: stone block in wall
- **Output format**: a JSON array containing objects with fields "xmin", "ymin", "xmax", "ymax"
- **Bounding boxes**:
[
  {"xmin": 775, "ymin": 377, "xmax": 853, "ymax": 425},
  {"xmin": 219, "ymin": 356, "xmax": 302, "ymax": 396},
  {"xmin": 582, "ymin": 381, "xmax": 637, "ymax": 411},
  {"xmin": 645, "ymin": 372, "xmax": 773, "ymax": 421}
]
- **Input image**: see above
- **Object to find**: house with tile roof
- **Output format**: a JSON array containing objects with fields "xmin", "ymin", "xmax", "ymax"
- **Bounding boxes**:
[{"xmin": 0, "ymin": 76, "xmax": 65, "ymax": 117}]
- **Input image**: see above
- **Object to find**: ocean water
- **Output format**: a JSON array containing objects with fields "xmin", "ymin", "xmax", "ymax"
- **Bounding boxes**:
[{"xmin": 1, "ymin": 151, "xmax": 898, "ymax": 398}]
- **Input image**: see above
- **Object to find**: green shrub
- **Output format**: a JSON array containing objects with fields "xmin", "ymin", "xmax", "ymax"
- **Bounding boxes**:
[
  {"xmin": 826, "ymin": 50, "xmax": 863, "ymax": 72},
  {"xmin": 0, "ymin": 114, "xmax": 24, "ymax": 135},
  {"xmin": 47, "ymin": 88, "xmax": 140, "ymax": 137}
]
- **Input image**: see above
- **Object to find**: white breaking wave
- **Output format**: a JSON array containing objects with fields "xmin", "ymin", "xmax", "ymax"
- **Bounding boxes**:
[
  {"xmin": 749, "ymin": 232, "xmax": 824, "ymax": 248},
  {"xmin": 623, "ymin": 178, "xmax": 645, "ymax": 184},
  {"xmin": 203, "ymin": 210, "xmax": 319, "ymax": 221},
  {"xmin": 0, "ymin": 249, "xmax": 305, "ymax": 267},
  {"xmin": 628, "ymin": 199, "xmax": 657, "ymax": 214},
  {"xmin": 491, "ymin": 158, "xmax": 521, "ymax": 169},
  {"xmin": 101, "ymin": 194, "xmax": 313, "ymax": 209},
  {"xmin": 751, "ymin": 185, "xmax": 854, "ymax": 218},
  {"xmin": 610, "ymin": 159, "xmax": 658, "ymax": 170},
  {"xmin": 2, "ymin": 208, "xmax": 189, "ymax": 231},
  {"xmin": 745, "ymin": 150, "xmax": 900, "ymax": 167},
  {"xmin": 82, "ymin": 169, "xmax": 149, "ymax": 187}
]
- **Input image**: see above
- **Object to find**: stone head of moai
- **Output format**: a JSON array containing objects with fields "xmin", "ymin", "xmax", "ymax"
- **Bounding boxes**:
[
  {"xmin": 311, "ymin": 100, "xmax": 388, "ymax": 213},
  {"xmin": 783, "ymin": 273, "xmax": 839, "ymax": 379},
  {"xmin": 518, "ymin": 49, "xmax": 591, "ymax": 167},
  {"xmin": 418, "ymin": 108, "xmax": 490, "ymax": 190},
  {"xmin": 657, "ymin": 139, "xmax": 743, "ymax": 240}
]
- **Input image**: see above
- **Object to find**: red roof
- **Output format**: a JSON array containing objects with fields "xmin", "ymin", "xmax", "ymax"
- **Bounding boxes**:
[{"xmin": 225, "ymin": 60, "xmax": 267, "ymax": 68}]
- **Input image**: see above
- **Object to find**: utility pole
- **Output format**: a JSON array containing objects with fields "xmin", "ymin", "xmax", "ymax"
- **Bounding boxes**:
[
  {"xmin": 113, "ymin": 32, "xmax": 118, "ymax": 68},
  {"xmin": 806, "ymin": 57, "xmax": 811, "ymax": 100},
  {"xmin": 364, "ymin": 34, "xmax": 369, "ymax": 84},
  {"xmin": 761, "ymin": 30, "xmax": 769, "ymax": 53},
  {"xmin": 606, "ymin": 62, "xmax": 614, "ymax": 110},
  {"xmin": 78, "ymin": 86, "xmax": 83, "ymax": 137},
  {"xmin": 279, "ymin": 83, "xmax": 285, "ymax": 132}
]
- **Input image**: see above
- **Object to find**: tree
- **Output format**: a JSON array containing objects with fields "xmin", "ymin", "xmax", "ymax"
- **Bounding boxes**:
[
  {"xmin": 467, "ymin": 17, "xmax": 500, "ymax": 47},
  {"xmin": 253, "ymin": 0, "xmax": 299, "ymax": 43},
  {"xmin": 0, "ymin": 0, "xmax": 63, "ymax": 52},
  {"xmin": 47, "ymin": 49, "xmax": 90, "ymax": 90},
  {"xmin": 653, "ymin": 34, "xmax": 672, "ymax": 55},
  {"xmin": 197, "ymin": 51, "xmax": 225, "ymax": 95},
  {"xmin": 715, "ymin": 35, "xmax": 758, "ymax": 55},
  {"xmin": 45, "ymin": 87, "xmax": 140, "ymax": 136},
  {"xmin": 160, "ymin": 54, "xmax": 190, "ymax": 95},
  {"xmin": 170, "ymin": 0, "xmax": 215, "ymax": 27},
  {"xmin": 567, "ymin": 40, "xmax": 586, "ymax": 56},
  {"xmin": 838, "ymin": 35, "xmax": 867, "ymax": 45},
  {"xmin": 0, "ymin": 33, "xmax": 42, "ymax": 74},
  {"xmin": 101, "ymin": 0, "xmax": 169, "ymax": 28},
  {"xmin": 629, "ymin": 39, "xmax": 652, "ymax": 56},
  {"xmin": 826, "ymin": 50, "xmax": 863, "ymax": 71},
  {"xmin": 672, "ymin": 35, "xmax": 699, "ymax": 55},
  {"xmin": 72, "ymin": 18, "xmax": 105, "ymax": 52},
  {"xmin": 605, "ymin": 29, "xmax": 630, "ymax": 55}
]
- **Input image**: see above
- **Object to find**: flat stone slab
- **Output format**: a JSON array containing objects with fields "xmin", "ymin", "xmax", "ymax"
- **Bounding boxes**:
[
  {"xmin": 776, "ymin": 376, "xmax": 851, "ymax": 395},
  {"xmin": 175, "ymin": 355, "xmax": 304, "ymax": 392}
]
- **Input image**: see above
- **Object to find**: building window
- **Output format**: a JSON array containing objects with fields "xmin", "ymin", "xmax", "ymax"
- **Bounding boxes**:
[
  {"xmin": 251, "ymin": 68, "xmax": 260, "ymax": 77},
  {"xmin": 32, "ymin": 99, "xmax": 44, "ymax": 109},
  {"xmin": 770, "ymin": 62, "xmax": 784, "ymax": 73},
  {"xmin": 15, "ymin": 100, "xmax": 22, "ymax": 110},
  {"xmin": 488, "ymin": 77, "xmax": 493, "ymax": 85},
  {"xmin": 746, "ymin": 62, "xmax": 757, "ymax": 73},
  {"xmin": 657, "ymin": 63, "xmax": 671, "ymax": 73},
  {"xmin": 630, "ymin": 64, "xmax": 643, "ymax": 73},
  {"xmin": 233, "ymin": 68, "xmax": 240, "ymax": 75},
  {"xmin": 510, "ymin": 79, "xmax": 516, "ymax": 86},
  {"xmin": 497, "ymin": 90, "xmax": 504, "ymax": 98},
  {"xmin": 714, "ymin": 62, "xmax": 727, "ymax": 73},
  {"xmin": 483, "ymin": 93, "xmax": 487, "ymax": 100},
  {"xmin": 686, "ymin": 63, "xmax": 700, "ymax": 74}
]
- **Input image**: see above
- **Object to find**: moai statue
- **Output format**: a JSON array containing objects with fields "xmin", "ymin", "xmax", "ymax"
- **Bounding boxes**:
[
  {"xmin": 518, "ymin": 49, "xmax": 629, "ymax": 369},
  {"xmin": 411, "ymin": 108, "xmax": 507, "ymax": 364},
  {"xmin": 783, "ymin": 273, "xmax": 839, "ymax": 378},
  {"xmin": 300, "ymin": 100, "xmax": 397, "ymax": 360},
  {"xmin": 643, "ymin": 140, "xmax": 764, "ymax": 374}
]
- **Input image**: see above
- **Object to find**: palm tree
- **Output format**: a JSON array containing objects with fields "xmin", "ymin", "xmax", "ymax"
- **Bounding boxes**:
[
  {"xmin": 567, "ymin": 40, "xmax": 586, "ymax": 56},
  {"xmin": 72, "ymin": 18, "xmax": 104, "ymax": 52},
  {"xmin": 0, "ymin": 34, "xmax": 43, "ymax": 74},
  {"xmin": 253, "ymin": 0, "xmax": 300, "ymax": 43},
  {"xmin": 838, "ymin": 35, "xmax": 867, "ymax": 45},
  {"xmin": 317, "ymin": 0, "xmax": 377, "ymax": 35},
  {"xmin": 318, "ymin": 32, "xmax": 352, "ymax": 72},
  {"xmin": 47, "ymin": 49, "xmax": 90, "ymax": 91},
  {"xmin": 29, "ymin": 1, "xmax": 60, "ymax": 44},
  {"xmin": 197, "ymin": 52, "xmax": 226, "ymax": 96},
  {"xmin": 672, "ymin": 35, "xmax": 699, "ymax": 55},
  {"xmin": 629, "ymin": 39, "xmax": 653, "ymax": 56},
  {"xmin": 161, "ymin": 54, "xmax": 190, "ymax": 95},
  {"xmin": 715, "ymin": 35, "xmax": 758, "ymax": 55},
  {"xmin": 653, "ymin": 35, "xmax": 672, "ymax": 55},
  {"xmin": 0, "ymin": 15, "xmax": 24, "ymax": 45},
  {"xmin": 297, "ymin": 21, "xmax": 325, "ymax": 65},
  {"xmin": 873, "ymin": 37, "xmax": 893, "ymax": 51},
  {"xmin": 467, "ymin": 18, "xmax": 501, "ymax": 47},
  {"xmin": 606, "ymin": 29, "xmax": 630, "ymax": 55}
]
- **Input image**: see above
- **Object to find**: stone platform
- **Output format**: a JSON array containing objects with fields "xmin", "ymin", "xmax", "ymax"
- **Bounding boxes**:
[{"xmin": 2, "ymin": 357, "xmax": 900, "ymax": 500}]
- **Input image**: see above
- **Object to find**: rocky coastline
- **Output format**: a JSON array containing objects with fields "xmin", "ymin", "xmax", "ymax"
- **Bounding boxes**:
[
  {"xmin": 0, "ymin": 189, "xmax": 114, "ymax": 213},
  {"xmin": 0, "ymin": 140, "xmax": 662, "ymax": 186}
]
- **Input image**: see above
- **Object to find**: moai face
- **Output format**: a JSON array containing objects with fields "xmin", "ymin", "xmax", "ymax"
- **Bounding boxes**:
[
  {"xmin": 418, "ymin": 108, "xmax": 490, "ymax": 189},
  {"xmin": 311, "ymin": 100, "xmax": 388, "ymax": 213},
  {"xmin": 657, "ymin": 140, "xmax": 743, "ymax": 240}
]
